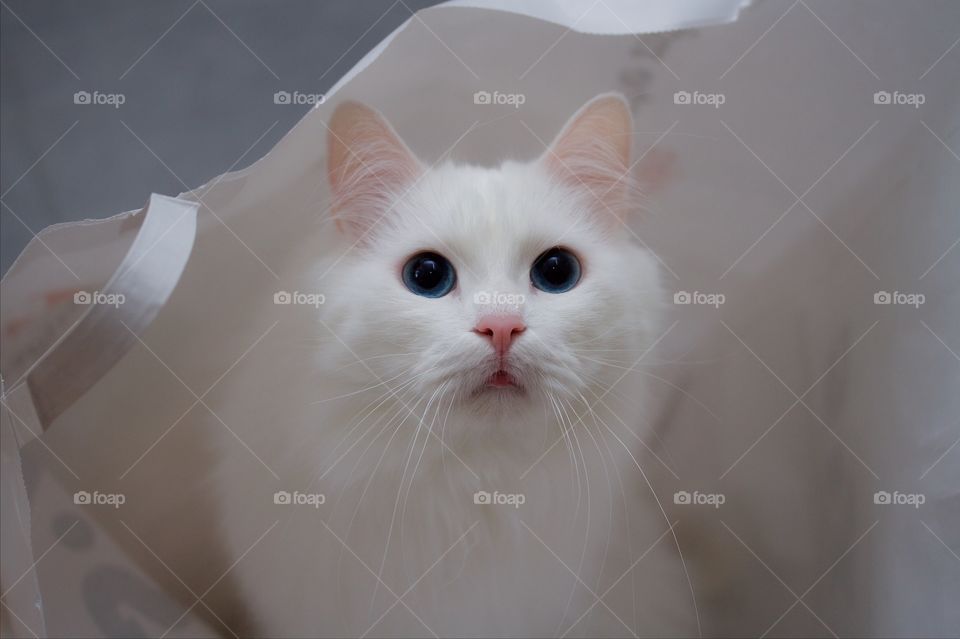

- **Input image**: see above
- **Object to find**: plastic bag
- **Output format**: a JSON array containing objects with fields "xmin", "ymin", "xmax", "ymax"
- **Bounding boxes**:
[{"xmin": 2, "ymin": 1, "xmax": 957, "ymax": 636}]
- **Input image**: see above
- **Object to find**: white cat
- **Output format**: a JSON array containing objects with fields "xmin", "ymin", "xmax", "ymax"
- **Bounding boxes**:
[{"xmin": 213, "ymin": 93, "xmax": 698, "ymax": 637}]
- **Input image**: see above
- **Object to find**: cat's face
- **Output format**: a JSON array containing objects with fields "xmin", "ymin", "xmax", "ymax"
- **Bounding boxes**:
[{"xmin": 319, "ymin": 95, "xmax": 661, "ymax": 431}]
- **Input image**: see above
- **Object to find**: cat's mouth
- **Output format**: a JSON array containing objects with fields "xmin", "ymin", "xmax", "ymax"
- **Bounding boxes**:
[
  {"xmin": 470, "ymin": 367, "xmax": 526, "ymax": 396},
  {"xmin": 489, "ymin": 370, "xmax": 517, "ymax": 388}
]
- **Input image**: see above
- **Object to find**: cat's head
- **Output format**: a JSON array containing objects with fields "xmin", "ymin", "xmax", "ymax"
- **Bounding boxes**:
[{"xmin": 319, "ymin": 93, "xmax": 662, "ymax": 429}]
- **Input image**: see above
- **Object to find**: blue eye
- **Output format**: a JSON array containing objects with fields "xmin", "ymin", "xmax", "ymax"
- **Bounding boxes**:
[
  {"xmin": 402, "ymin": 252, "xmax": 457, "ymax": 298},
  {"xmin": 531, "ymin": 247, "xmax": 581, "ymax": 293}
]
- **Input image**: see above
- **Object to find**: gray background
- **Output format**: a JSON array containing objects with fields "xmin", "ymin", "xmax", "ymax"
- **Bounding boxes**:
[{"xmin": 1, "ymin": 0, "xmax": 440, "ymax": 273}]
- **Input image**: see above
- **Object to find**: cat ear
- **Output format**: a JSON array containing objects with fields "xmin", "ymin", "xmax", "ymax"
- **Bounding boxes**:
[
  {"xmin": 542, "ymin": 93, "xmax": 634, "ymax": 223},
  {"xmin": 326, "ymin": 101, "xmax": 423, "ymax": 238}
]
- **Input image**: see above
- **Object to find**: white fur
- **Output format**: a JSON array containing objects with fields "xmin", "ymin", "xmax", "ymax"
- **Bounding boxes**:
[{"xmin": 210, "ymin": 96, "xmax": 696, "ymax": 636}]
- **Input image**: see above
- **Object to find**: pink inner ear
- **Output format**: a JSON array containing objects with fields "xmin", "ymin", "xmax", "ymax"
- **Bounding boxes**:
[
  {"xmin": 326, "ymin": 101, "xmax": 422, "ymax": 238},
  {"xmin": 544, "ymin": 94, "xmax": 634, "ymax": 221}
]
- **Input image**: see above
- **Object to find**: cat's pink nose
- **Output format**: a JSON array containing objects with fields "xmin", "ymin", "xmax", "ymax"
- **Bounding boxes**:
[{"xmin": 474, "ymin": 314, "xmax": 526, "ymax": 356}]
